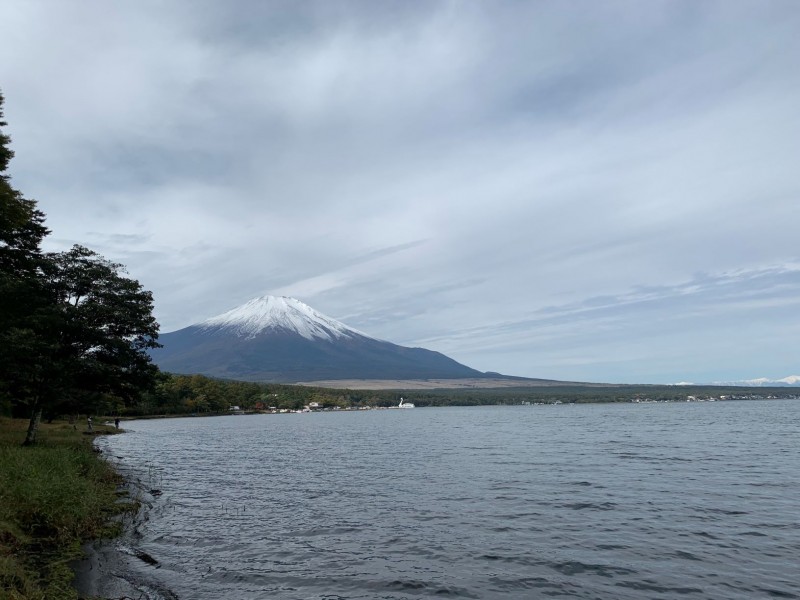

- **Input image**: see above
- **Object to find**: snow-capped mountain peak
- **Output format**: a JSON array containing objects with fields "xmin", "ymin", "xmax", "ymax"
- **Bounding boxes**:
[
  {"xmin": 710, "ymin": 375, "xmax": 800, "ymax": 387},
  {"xmin": 199, "ymin": 295, "xmax": 371, "ymax": 341},
  {"xmin": 155, "ymin": 295, "xmax": 485, "ymax": 382},
  {"xmin": 732, "ymin": 376, "xmax": 800, "ymax": 387}
]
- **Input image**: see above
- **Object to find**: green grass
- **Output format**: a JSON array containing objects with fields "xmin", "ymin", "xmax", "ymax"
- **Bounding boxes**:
[{"xmin": 0, "ymin": 418, "xmax": 133, "ymax": 600}]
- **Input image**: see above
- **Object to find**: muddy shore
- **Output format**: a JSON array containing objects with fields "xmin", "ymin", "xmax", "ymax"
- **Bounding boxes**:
[{"xmin": 72, "ymin": 441, "xmax": 179, "ymax": 600}]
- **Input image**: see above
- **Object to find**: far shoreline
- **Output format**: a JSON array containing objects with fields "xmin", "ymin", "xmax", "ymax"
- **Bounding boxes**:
[{"xmin": 116, "ymin": 391, "xmax": 800, "ymax": 424}]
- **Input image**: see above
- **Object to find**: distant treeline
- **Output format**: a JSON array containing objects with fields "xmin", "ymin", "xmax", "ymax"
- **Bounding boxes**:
[
  {"xmin": 129, "ymin": 373, "xmax": 367, "ymax": 415},
  {"xmin": 124, "ymin": 373, "xmax": 798, "ymax": 416},
  {"xmin": 413, "ymin": 385, "xmax": 799, "ymax": 405}
]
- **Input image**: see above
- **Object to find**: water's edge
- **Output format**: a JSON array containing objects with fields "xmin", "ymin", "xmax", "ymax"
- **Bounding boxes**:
[
  {"xmin": 74, "ymin": 403, "xmax": 800, "ymax": 600},
  {"xmin": 72, "ymin": 434, "xmax": 178, "ymax": 600}
]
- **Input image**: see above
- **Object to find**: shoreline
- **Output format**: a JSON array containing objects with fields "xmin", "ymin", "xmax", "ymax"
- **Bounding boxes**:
[
  {"xmin": 72, "ymin": 429, "xmax": 179, "ymax": 600},
  {"xmin": 0, "ymin": 419, "xmax": 140, "ymax": 599}
]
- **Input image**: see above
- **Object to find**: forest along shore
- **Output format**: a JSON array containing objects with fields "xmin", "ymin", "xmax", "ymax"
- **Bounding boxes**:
[{"xmin": 0, "ymin": 418, "xmax": 139, "ymax": 600}]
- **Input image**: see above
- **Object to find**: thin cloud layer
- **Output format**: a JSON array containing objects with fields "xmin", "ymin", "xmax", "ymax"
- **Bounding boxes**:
[{"xmin": 1, "ymin": 1, "xmax": 798, "ymax": 383}]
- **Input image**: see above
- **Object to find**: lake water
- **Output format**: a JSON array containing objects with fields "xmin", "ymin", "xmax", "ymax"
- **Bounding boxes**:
[{"xmin": 94, "ymin": 400, "xmax": 800, "ymax": 599}]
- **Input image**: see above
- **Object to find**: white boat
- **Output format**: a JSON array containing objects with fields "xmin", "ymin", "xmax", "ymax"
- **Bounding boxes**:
[{"xmin": 398, "ymin": 397, "xmax": 415, "ymax": 409}]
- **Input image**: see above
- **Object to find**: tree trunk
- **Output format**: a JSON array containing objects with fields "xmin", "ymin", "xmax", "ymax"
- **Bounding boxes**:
[{"xmin": 23, "ymin": 404, "xmax": 42, "ymax": 446}]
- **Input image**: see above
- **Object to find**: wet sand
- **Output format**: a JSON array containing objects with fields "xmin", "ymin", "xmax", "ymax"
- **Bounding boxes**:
[
  {"xmin": 72, "ymin": 540, "xmax": 144, "ymax": 599},
  {"xmin": 71, "ymin": 456, "xmax": 178, "ymax": 600}
]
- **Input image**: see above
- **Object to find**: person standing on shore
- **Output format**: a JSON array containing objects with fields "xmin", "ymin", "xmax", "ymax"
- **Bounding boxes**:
[
  {"xmin": 87, "ymin": 416, "xmax": 92, "ymax": 431},
  {"xmin": 114, "ymin": 418, "xmax": 120, "ymax": 429}
]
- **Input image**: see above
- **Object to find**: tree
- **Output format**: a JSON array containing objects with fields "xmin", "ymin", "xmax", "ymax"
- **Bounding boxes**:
[
  {"xmin": 0, "ymin": 91, "xmax": 162, "ymax": 443},
  {"xmin": 0, "ymin": 91, "xmax": 48, "ymax": 275},
  {"xmin": 0, "ymin": 90, "xmax": 51, "ymax": 417},
  {"xmin": 19, "ymin": 245, "xmax": 161, "ymax": 444}
]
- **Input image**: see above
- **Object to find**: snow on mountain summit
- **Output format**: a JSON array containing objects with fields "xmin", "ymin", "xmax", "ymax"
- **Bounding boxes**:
[
  {"xmin": 710, "ymin": 375, "xmax": 800, "ymax": 386},
  {"xmin": 155, "ymin": 295, "xmax": 486, "ymax": 382},
  {"xmin": 199, "ymin": 296, "xmax": 371, "ymax": 342},
  {"xmin": 736, "ymin": 375, "xmax": 800, "ymax": 386}
]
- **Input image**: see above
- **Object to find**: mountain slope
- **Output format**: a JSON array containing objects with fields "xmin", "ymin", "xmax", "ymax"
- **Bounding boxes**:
[{"xmin": 152, "ymin": 296, "xmax": 487, "ymax": 382}]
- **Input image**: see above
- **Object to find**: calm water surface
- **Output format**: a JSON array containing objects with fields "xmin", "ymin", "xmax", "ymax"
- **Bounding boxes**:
[{"xmin": 97, "ymin": 400, "xmax": 800, "ymax": 599}]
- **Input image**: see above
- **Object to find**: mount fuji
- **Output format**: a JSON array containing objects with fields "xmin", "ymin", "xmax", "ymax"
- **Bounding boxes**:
[{"xmin": 152, "ymin": 296, "xmax": 491, "ymax": 383}]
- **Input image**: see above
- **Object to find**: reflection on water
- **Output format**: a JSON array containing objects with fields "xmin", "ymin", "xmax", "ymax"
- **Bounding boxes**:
[{"xmin": 97, "ymin": 400, "xmax": 800, "ymax": 599}]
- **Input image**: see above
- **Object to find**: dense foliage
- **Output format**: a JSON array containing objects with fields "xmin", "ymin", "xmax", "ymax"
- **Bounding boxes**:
[
  {"xmin": 0, "ymin": 91, "xmax": 160, "ymax": 444},
  {"xmin": 130, "ymin": 372, "xmax": 380, "ymax": 414}
]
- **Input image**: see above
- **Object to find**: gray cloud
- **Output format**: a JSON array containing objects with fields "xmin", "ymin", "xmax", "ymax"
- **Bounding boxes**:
[{"xmin": 2, "ymin": 1, "xmax": 799, "ymax": 383}]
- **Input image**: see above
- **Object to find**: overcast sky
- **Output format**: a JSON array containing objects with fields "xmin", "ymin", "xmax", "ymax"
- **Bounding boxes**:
[{"xmin": 2, "ymin": 1, "xmax": 799, "ymax": 384}]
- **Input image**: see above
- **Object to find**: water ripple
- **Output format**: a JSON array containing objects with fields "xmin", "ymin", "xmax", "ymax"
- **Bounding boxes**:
[{"xmin": 97, "ymin": 400, "xmax": 800, "ymax": 599}]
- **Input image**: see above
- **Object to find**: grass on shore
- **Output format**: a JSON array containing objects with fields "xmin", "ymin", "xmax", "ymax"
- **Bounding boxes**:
[{"xmin": 0, "ymin": 417, "xmax": 133, "ymax": 600}]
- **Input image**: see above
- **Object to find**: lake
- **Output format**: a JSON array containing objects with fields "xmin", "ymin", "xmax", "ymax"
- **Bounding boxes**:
[{"xmin": 91, "ymin": 400, "xmax": 799, "ymax": 599}]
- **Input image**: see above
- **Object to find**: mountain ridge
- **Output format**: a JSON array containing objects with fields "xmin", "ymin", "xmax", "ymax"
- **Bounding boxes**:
[
  {"xmin": 674, "ymin": 376, "xmax": 800, "ymax": 387},
  {"xmin": 712, "ymin": 376, "xmax": 800, "ymax": 387},
  {"xmin": 152, "ymin": 295, "xmax": 492, "ymax": 383}
]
